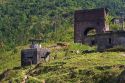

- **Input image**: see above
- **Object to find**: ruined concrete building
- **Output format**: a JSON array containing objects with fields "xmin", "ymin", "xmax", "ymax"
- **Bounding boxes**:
[
  {"xmin": 21, "ymin": 39, "xmax": 50, "ymax": 66},
  {"xmin": 74, "ymin": 8, "xmax": 125, "ymax": 51},
  {"xmin": 21, "ymin": 48, "xmax": 50, "ymax": 66},
  {"xmin": 111, "ymin": 18, "xmax": 125, "ymax": 24}
]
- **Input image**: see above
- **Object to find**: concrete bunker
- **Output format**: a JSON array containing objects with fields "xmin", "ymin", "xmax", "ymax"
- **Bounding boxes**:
[{"xmin": 21, "ymin": 39, "xmax": 50, "ymax": 66}]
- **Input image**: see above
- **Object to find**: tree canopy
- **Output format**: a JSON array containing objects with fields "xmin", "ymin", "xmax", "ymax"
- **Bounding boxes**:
[{"xmin": 0, "ymin": 0, "xmax": 125, "ymax": 50}]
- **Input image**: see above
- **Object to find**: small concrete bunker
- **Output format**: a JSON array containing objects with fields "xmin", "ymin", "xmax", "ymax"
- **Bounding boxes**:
[{"xmin": 21, "ymin": 39, "xmax": 50, "ymax": 66}]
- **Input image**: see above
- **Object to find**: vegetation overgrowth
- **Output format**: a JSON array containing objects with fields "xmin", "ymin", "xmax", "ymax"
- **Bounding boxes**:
[
  {"xmin": 0, "ymin": 0, "xmax": 125, "ymax": 50},
  {"xmin": 1, "ymin": 0, "xmax": 125, "ymax": 82}
]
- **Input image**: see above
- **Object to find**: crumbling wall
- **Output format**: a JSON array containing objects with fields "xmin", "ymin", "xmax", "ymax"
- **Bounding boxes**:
[
  {"xmin": 96, "ymin": 31, "xmax": 125, "ymax": 51},
  {"xmin": 74, "ymin": 8, "xmax": 109, "ymax": 43}
]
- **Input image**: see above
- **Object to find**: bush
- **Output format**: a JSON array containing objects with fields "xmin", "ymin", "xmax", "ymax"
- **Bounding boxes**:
[{"xmin": 46, "ymin": 77, "xmax": 65, "ymax": 83}]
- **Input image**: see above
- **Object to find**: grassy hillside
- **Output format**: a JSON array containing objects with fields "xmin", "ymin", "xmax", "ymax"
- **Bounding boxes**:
[
  {"xmin": 1, "ymin": 0, "xmax": 125, "ymax": 83},
  {"xmin": 0, "ymin": 43, "xmax": 125, "ymax": 83}
]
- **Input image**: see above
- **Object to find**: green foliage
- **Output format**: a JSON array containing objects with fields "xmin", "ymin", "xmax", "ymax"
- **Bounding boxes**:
[
  {"xmin": 0, "ymin": 43, "xmax": 125, "ymax": 82},
  {"xmin": 26, "ymin": 77, "xmax": 42, "ymax": 83},
  {"xmin": 1, "ymin": 48, "xmax": 125, "ymax": 82},
  {"xmin": 69, "ymin": 43, "xmax": 96, "ymax": 51},
  {"xmin": 110, "ymin": 24, "xmax": 120, "ymax": 30},
  {"xmin": 46, "ymin": 77, "xmax": 65, "ymax": 83},
  {"xmin": 0, "ymin": 0, "xmax": 125, "ymax": 49}
]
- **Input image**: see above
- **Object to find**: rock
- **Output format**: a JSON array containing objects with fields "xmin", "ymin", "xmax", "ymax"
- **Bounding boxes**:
[{"xmin": 76, "ymin": 50, "xmax": 80, "ymax": 54}]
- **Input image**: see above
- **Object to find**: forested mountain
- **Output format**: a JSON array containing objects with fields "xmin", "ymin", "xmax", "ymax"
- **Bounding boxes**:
[{"xmin": 0, "ymin": 0, "xmax": 125, "ymax": 50}]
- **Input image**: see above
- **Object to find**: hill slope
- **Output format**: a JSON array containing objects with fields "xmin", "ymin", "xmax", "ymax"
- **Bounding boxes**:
[
  {"xmin": 0, "ymin": 0, "xmax": 125, "ymax": 83},
  {"xmin": 0, "ymin": 43, "xmax": 125, "ymax": 83}
]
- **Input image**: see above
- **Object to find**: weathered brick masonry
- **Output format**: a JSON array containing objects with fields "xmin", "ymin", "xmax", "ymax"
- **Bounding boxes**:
[{"xmin": 74, "ymin": 8, "xmax": 125, "ymax": 51}]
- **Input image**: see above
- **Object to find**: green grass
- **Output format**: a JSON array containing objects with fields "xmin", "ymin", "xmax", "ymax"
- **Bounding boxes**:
[
  {"xmin": 0, "ymin": 46, "xmax": 28, "ymax": 73},
  {"xmin": 0, "ymin": 43, "xmax": 125, "ymax": 83}
]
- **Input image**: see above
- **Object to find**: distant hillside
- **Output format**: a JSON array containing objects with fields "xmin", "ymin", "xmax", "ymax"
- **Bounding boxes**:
[{"xmin": 0, "ymin": 0, "xmax": 125, "ymax": 50}]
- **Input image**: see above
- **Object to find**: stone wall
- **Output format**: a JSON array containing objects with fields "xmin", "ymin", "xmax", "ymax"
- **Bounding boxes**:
[
  {"xmin": 74, "ymin": 8, "xmax": 109, "ymax": 43},
  {"xmin": 74, "ymin": 8, "xmax": 125, "ymax": 51},
  {"xmin": 96, "ymin": 31, "xmax": 125, "ymax": 51}
]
